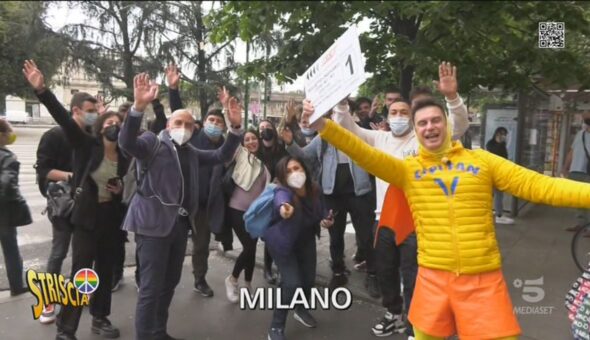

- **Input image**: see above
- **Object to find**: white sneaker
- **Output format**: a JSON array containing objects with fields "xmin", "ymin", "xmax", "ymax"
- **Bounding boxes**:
[
  {"xmin": 39, "ymin": 304, "xmax": 56, "ymax": 324},
  {"xmin": 495, "ymin": 216, "xmax": 515, "ymax": 224},
  {"xmin": 225, "ymin": 275, "xmax": 239, "ymax": 303},
  {"xmin": 408, "ymin": 337, "xmax": 415, "ymax": 340}
]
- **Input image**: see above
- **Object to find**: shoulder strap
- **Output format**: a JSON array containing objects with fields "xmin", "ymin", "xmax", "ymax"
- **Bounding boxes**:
[{"xmin": 73, "ymin": 153, "xmax": 93, "ymax": 200}]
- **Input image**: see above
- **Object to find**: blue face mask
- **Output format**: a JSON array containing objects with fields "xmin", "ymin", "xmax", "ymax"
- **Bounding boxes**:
[
  {"xmin": 204, "ymin": 122, "xmax": 223, "ymax": 138},
  {"xmin": 83, "ymin": 112, "xmax": 98, "ymax": 126},
  {"xmin": 301, "ymin": 127, "xmax": 315, "ymax": 137}
]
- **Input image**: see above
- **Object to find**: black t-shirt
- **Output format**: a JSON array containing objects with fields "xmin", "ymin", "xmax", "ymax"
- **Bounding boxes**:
[{"xmin": 35, "ymin": 126, "xmax": 73, "ymax": 196}]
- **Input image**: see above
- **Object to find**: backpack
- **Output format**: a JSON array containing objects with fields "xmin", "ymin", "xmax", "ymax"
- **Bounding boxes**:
[
  {"xmin": 122, "ymin": 137, "xmax": 161, "ymax": 205},
  {"xmin": 243, "ymin": 183, "xmax": 278, "ymax": 238}
]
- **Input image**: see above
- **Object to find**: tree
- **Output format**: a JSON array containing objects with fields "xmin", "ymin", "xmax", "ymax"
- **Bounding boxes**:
[
  {"xmin": 61, "ymin": 1, "xmax": 164, "ymax": 101},
  {"xmin": 0, "ymin": 1, "xmax": 67, "ymax": 112},
  {"xmin": 209, "ymin": 1, "xmax": 590, "ymax": 99},
  {"xmin": 147, "ymin": 1, "xmax": 238, "ymax": 116}
]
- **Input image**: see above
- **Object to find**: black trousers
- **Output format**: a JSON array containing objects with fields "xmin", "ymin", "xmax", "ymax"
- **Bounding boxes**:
[
  {"xmin": 45, "ymin": 216, "xmax": 73, "ymax": 276},
  {"xmin": 56, "ymin": 201, "xmax": 122, "ymax": 335},
  {"xmin": 375, "ymin": 227, "xmax": 418, "ymax": 315},
  {"xmin": 227, "ymin": 207, "xmax": 257, "ymax": 282},
  {"xmin": 191, "ymin": 209, "xmax": 211, "ymax": 283},
  {"xmin": 325, "ymin": 192, "xmax": 376, "ymax": 274},
  {"xmin": 135, "ymin": 216, "xmax": 189, "ymax": 340}
]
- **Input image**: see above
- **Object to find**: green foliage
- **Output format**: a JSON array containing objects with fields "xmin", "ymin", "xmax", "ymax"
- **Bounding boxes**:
[
  {"xmin": 208, "ymin": 1, "xmax": 590, "ymax": 98},
  {"xmin": 0, "ymin": 1, "xmax": 67, "ymax": 111}
]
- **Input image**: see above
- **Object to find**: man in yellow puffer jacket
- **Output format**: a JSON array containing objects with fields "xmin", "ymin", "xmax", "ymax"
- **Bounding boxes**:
[{"xmin": 302, "ymin": 98, "xmax": 590, "ymax": 340}]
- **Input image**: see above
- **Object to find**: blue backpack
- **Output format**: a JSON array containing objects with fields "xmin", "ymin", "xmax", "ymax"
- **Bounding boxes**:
[{"xmin": 244, "ymin": 183, "xmax": 278, "ymax": 239}]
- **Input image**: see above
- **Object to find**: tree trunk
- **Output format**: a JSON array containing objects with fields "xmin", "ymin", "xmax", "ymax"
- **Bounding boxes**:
[
  {"xmin": 263, "ymin": 40, "xmax": 270, "ymax": 119},
  {"xmin": 390, "ymin": 12, "xmax": 421, "ymax": 99},
  {"xmin": 194, "ymin": 2, "xmax": 209, "ymax": 118},
  {"xmin": 244, "ymin": 41, "xmax": 251, "ymax": 129},
  {"xmin": 0, "ymin": 94, "xmax": 6, "ymax": 115},
  {"xmin": 399, "ymin": 65, "xmax": 414, "ymax": 101}
]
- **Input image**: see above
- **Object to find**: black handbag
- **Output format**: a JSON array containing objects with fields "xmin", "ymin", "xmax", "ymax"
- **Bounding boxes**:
[{"xmin": 45, "ymin": 157, "xmax": 92, "ymax": 221}]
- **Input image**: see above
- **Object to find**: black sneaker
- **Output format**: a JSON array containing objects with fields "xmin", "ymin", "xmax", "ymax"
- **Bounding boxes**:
[
  {"xmin": 371, "ymin": 312, "xmax": 406, "ymax": 337},
  {"xmin": 91, "ymin": 317, "xmax": 120, "ymax": 338},
  {"xmin": 365, "ymin": 274, "xmax": 381, "ymax": 299},
  {"xmin": 267, "ymin": 327, "xmax": 286, "ymax": 340},
  {"xmin": 294, "ymin": 309, "xmax": 317, "ymax": 328},
  {"xmin": 163, "ymin": 334, "xmax": 184, "ymax": 340},
  {"xmin": 55, "ymin": 330, "xmax": 78, "ymax": 340},
  {"xmin": 328, "ymin": 273, "xmax": 348, "ymax": 289},
  {"xmin": 194, "ymin": 279, "xmax": 214, "ymax": 297},
  {"xmin": 10, "ymin": 286, "xmax": 28, "ymax": 296}
]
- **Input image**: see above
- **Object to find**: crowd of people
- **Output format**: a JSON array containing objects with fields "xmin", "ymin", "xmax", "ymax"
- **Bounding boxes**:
[{"xmin": 0, "ymin": 57, "xmax": 588, "ymax": 340}]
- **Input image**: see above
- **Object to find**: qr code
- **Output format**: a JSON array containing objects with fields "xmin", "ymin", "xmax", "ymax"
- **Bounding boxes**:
[{"xmin": 538, "ymin": 22, "xmax": 565, "ymax": 48}]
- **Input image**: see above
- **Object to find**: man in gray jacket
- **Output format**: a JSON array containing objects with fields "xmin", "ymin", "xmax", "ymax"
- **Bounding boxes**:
[{"xmin": 119, "ymin": 73, "xmax": 242, "ymax": 340}]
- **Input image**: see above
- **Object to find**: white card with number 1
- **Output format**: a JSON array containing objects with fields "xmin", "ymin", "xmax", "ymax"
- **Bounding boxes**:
[{"xmin": 302, "ymin": 26, "xmax": 366, "ymax": 123}]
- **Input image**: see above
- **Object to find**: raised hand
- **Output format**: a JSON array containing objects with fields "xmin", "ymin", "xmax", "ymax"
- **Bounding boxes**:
[
  {"xmin": 22, "ymin": 60, "xmax": 46, "ymax": 91},
  {"xmin": 285, "ymin": 99, "xmax": 297, "ymax": 123},
  {"xmin": 133, "ymin": 73, "xmax": 159, "ymax": 112},
  {"xmin": 95, "ymin": 94, "xmax": 110, "ymax": 115},
  {"xmin": 370, "ymin": 95, "xmax": 381, "ymax": 115},
  {"xmin": 433, "ymin": 61, "xmax": 458, "ymax": 100},
  {"xmin": 218, "ymin": 86, "xmax": 231, "ymax": 109},
  {"xmin": 301, "ymin": 99, "xmax": 326, "ymax": 131},
  {"xmin": 166, "ymin": 64, "xmax": 180, "ymax": 90},
  {"xmin": 280, "ymin": 203, "xmax": 294, "ymax": 219},
  {"xmin": 226, "ymin": 96, "xmax": 242, "ymax": 128},
  {"xmin": 280, "ymin": 126, "xmax": 294, "ymax": 145}
]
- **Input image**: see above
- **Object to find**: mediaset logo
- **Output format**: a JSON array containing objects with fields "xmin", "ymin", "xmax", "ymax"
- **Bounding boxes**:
[
  {"xmin": 512, "ymin": 276, "xmax": 555, "ymax": 315},
  {"xmin": 239, "ymin": 287, "xmax": 352, "ymax": 311},
  {"xmin": 26, "ymin": 268, "xmax": 99, "ymax": 320}
]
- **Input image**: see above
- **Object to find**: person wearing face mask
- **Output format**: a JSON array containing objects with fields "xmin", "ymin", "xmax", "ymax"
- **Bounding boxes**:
[
  {"xmin": 306, "ymin": 95, "xmax": 590, "ymax": 340},
  {"xmin": 563, "ymin": 112, "xmax": 590, "ymax": 233},
  {"xmin": 0, "ymin": 119, "xmax": 32, "ymax": 297},
  {"xmin": 120, "ymin": 72, "xmax": 242, "ymax": 340},
  {"xmin": 257, "ymin": 119, "xmax": 289, "ymax": 284},
  {"xmin": 265, "ymin": 156, "xmax": 334, "ymax": 340},
  {"xmin": 34, "ymin": 91, "xmax": 96, "ymax": 324},
  {"xmin": 486, "ymin": 127, "xmax": 514, "ymax": 225},
  {"xmin": 24, "ymin": 60, "xmax": 131, "ymax": 340},
  {"xmin": 223, "ymin": 130, "xmax": 270, "ymax": 303},
  {"xmin": 331, "ymin": 63, "xmax": 469, "ymax": 339},
  {"xmin": 166, "ymin": 63, "xmax": 232, "ymax": 297}
]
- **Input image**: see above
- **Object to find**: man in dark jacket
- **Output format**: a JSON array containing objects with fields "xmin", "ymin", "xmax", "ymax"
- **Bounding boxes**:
[
  {"xmin": 34, "ymin": 93, "xmax": 90, "ymax": 324},
  {"xmin": 119, "ymin": 73, "xmax": 242, "ymax": 340},
  {"xmin": 486, "ymin": 127, "xmax": 514, "ymax": 224},
  {"xmin": 166, "ymin": 64, "xmax": 228, "ymax": 296}
]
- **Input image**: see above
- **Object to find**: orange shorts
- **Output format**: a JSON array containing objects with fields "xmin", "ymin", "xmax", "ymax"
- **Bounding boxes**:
[{"xmin": 408, "ymin": 267, "xmax": 521, "ymax": 339}]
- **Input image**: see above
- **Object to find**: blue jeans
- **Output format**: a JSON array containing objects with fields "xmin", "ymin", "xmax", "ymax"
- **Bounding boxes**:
[
  {"xmin": 0, "ymin": 226, "xmax": 24, "ymax": 294},
  {"xmin": 269, "ymin": 233, "xmax": 317, "ymax": 329},
  {"xmin": 135, "ymin": 216, "xmax": 189, "ymax": 340}
]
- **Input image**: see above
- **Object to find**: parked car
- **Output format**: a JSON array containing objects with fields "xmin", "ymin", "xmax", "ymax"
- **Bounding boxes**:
[{"xmin": 4, "ymin": 111, "xmax": 31, "ymax": 124}]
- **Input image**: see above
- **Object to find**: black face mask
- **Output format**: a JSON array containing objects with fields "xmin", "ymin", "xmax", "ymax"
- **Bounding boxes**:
[
  {"xmin": 585, "ymin": 118, "xmax": 590, "ymax": 126},
  {"xmin": 260, "ymin": 128, "xmax": 275, "ymax": 141},
  {"xmin": 103, "ymin": 125, "xmax": 120, "ymax": 142}
]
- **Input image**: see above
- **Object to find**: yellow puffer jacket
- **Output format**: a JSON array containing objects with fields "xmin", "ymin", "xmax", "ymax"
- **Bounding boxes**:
[{"xmin": 320, "ymin": 120, "xmax": 590, "ymax": 274}]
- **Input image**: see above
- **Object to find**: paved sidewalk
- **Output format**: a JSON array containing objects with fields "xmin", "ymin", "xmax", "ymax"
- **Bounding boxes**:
[{"xmin": 0, "ymin": 204, "xmax": 584, "ymax": 339}]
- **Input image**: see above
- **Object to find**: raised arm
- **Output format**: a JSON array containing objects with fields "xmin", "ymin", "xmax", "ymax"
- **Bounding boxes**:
[
  {"xmin": 166, "ymin": 64, "xmax": 183, "ymax": 112},
  {"xmin": 149, "ymin": 98, "xmax": 167, "ymax": 134},
  {"xmin": 23, "ymin": 60, "xmax": 87, "ymax": 147},
  {"xmin": 433, "ymin": 62, "xmax": 469, "ymax": 140},
  {"xmin": 486, "ymin": 150, "xmax": 590, "ymax": 208},
  {"xmin": 331, "ymin": 103, "xmax": 381, "ymax": 146},
  {"xmin": 119, "ymin": 73, "xmax": 160, "ymax": 160}
]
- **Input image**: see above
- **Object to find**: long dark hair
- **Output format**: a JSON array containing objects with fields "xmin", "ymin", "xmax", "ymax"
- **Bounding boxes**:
[
  {"xmin": 258, "ymin": 119, "xmax": 283, "ymax": 154},
  {"xmin": 93, "ymin": 111, "xmax": 123, "ymax": 139},
  {"xmin": 488, "ymin": 127, "xmax": 508, "ymax": 144},
  {"xmin": 274, "ymin": 155, "xmax": 319, "ymax": 200},
  {"xmin": 242, "ymin": 129, "xmax": 262, "ymax": 165}
]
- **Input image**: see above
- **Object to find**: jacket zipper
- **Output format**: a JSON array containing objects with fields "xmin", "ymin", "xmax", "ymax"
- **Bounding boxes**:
[{"xmin": 172, "ymin": 146, "xmax": 185, "ymax": 208}]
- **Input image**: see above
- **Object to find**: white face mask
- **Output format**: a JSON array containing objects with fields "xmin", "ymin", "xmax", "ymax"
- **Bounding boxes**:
[
  {"xmin": 170, "ymin": 128, "xmax": 192, "ymax": 145},
  {"xmin": 287, "ymin": 171, "xmax": 306, "ymax": 189},
  {"xmin": 388, "ymin": 116, "xmax": 411, "ymax": 136}
]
